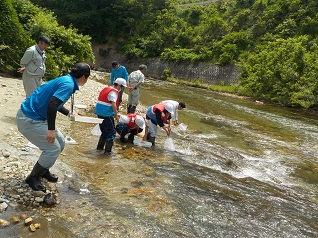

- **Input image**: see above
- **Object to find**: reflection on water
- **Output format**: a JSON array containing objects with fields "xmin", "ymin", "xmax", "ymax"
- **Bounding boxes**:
[{"xmin": 54, "ymin": 78, "xmax": 318, "ymax": 237}]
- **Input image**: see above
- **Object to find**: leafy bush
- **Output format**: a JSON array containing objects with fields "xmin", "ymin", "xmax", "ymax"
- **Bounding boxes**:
[
  {"xmin": 0, "ymin": 0, "xmax": 94, "ymax": 80},
  {"xmin": 238, "ymin": 36, "xmax": 318, "ymax": 108}
]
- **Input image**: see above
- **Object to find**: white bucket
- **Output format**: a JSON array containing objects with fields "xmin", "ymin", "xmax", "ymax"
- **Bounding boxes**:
[{"xmin": 133, "ymin": 139, "xmax": 152, "ymax": 148}]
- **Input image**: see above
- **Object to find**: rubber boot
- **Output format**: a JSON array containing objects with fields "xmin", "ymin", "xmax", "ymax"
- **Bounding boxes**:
[
  {"xmin": 25, "ymin": 162, "xmax": 47, "ymax": 192},
  {"xmin": 149, "ymin": 136, "xmax": 156, "ymax": 146},
  {"xmin": 127, "ymin": 134, "xmax": 134, "ymax": 143},
  {"xmin": 120, "ymin": 134, "xmax": 127, "ymax": 143},
  {"xmin": 127, "ymin": 105, "xmax": 132, "ymax": 114},
  {"xmin": 41, "ymin": 170, "xmax": 58, "ymax": 182},
  {"xmin": 129, "ymin": 106, "xmax": 136, "ymax": 113},
  {"xmin": 97, "ymin": 137, "xmax": 106, "ymax": 150},
  {"xmin": 104, "ymin": 140, "xmax": 114, "ymax": 155}
]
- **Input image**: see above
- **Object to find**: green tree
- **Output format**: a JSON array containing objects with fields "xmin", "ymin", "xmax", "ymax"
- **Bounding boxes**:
[
  {"xmin": 0, "ymin": 0, "xmax": 31, "ymax": 73},
  {"xmin": 238, "ymin": 36, "xmax": 318, "ymax": 108}
]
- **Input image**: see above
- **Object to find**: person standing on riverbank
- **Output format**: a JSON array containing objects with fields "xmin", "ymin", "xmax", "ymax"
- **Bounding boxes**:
[
  {"xmin": 127, "ymin": 64, "xmax": 147, "ymax": 113},
  {"xmin": 16, "ymin": 62, "xmax": 91, "ymax": 192},
  {"xmin": 145, "ymin": 102, "xmax": 173, "ymax": 146},
  {"xmin": 17, "ymin": 35, "xmax": 51, "ymax": 98},
  {"xmin": 160, "ymin": 100, "xmax": 186, "ymax": 125},
  {"xmin": 95, "ymin": 78, "xmax": 127, "ymax": 155},
  {"xmin": 116, "ymin": 113, "xmax": 147, "ymax": 143},
  {"xmin": 110, "ymin": 61, "xmax": 129, "ymax": 106}
]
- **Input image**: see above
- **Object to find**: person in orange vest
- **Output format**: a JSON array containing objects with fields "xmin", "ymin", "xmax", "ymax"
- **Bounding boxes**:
[
  {"xmin": 115, "ymin": 114, "xmax": 147, "ymax": 143},
  {"xmin": 94, "ymin": 78, "xmax": 127, "ymax": 155},
  {"xmin": 145, "ymin": 102, "xmax": 173, "ymax": 146}
]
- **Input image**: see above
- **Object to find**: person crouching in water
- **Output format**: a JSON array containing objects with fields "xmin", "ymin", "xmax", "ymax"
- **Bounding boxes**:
[
  {"xmin": 94, "ymin": 78, "xmax": 127, "ymax": 155},
  {"xmin": 145, "ymin": 102, "xmax": 173, "ymax": 146},
  {"xmin": 116, "ymin": 114, "xmax": 147, "ymax": 143},
  {"xmin": 16, "ymin": 62, "xmax": 91, "ymax": 192}
]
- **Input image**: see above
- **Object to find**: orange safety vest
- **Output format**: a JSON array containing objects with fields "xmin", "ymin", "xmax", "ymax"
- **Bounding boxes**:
[{"xmin": 152, "ymin": 103, "xmax": 169, "ymax": 123}]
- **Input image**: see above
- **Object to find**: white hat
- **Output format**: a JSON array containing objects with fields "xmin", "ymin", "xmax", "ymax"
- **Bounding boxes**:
[
  {"xmin": 164, "ymin": 103, "xmax": 173, "ymax": 113},
  {"xmin": 114, "ymin": 78, "xmax": 127, "ymax": 87},
  {"xmin": 135, "ymin": 115, "xmax": 145, "ymax": 129}
]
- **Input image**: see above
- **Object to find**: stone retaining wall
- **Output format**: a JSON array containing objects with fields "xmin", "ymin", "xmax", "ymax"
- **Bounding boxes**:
[{"xmin": 92, "ymin": 47, "xmax": 240, "ymax": 85}]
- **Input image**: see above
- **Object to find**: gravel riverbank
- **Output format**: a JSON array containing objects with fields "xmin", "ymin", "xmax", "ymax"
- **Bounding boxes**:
[{"xmin": 0, "ymin": 71, "xmax": 144, "ymax": 236}]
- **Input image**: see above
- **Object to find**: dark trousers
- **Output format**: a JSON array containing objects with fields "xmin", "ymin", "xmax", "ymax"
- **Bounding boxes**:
[
  {"xmin": 116, "ymin": 123, "xmax": 142, "ymax": 138},
  {"xmin": 98, "ymin": 116, "xmax": 116, "ymax": 141}
]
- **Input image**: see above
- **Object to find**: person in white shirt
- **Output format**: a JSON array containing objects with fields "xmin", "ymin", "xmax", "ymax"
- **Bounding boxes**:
[
  {"xmin": 160, "ymin": 100, "xmax": 186, "ymax": 125},
  {"xmin": 115, "ymin": 114, "xmax": 147, "ymax": 143}
]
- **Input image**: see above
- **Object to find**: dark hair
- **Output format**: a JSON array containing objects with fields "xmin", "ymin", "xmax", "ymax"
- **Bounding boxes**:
[
  {"xmin": 70, "ymin": 63, "xmax": 91, "ymax": 78},
  {"xmin": 37, "ymin": 35, "xmax": 50, "ymax": 45},
  {"xmin": 112, "ymin": 61, "xmax": 119, "ymax": 68},
  {"xmin": 139, "ymin": 64, "xmax": 147, "ymax": 70},
  {"xmin": 179, "ymin": 102, "xmax": 186, "ymax": 108}
]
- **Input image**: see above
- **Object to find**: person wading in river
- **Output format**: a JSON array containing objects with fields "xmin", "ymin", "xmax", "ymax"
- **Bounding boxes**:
[
  {"xmin": 145, "ymin": 102, "xmax": 173, "ymax": 146},
  {"xmin": 160, "ymin": 100, "xmax": 186, "ymax": 126},
  {"xmin": 16, "ymin": 62, "xmax": 91, "ymax": 192},
  {"xmin": 95, "ymin": 78, "xmax": 127, "ymax": 155}
]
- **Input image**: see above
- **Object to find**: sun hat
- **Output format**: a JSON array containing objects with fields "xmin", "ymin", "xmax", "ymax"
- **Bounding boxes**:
[
  {"xmin": 135, "ymin": 115, "xmax": 145, "ymax": 129},
  {"xmin": 114, "ymin": 78, "xmax": 127, "ymax": 87},
  {"xmin": 164, "ymin": 103, "xmax": 173, "ymax": 113}
]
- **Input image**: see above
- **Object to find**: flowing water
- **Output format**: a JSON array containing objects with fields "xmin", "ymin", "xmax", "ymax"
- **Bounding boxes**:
[{"xmin": 13, "ymin": 79, "xmax": 318, "ymax": 237}]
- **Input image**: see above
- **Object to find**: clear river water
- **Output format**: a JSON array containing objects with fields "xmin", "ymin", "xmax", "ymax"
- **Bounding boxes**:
[{"xmin": 11, "ymin": 78, "xmax": 318, "ymax": 237}]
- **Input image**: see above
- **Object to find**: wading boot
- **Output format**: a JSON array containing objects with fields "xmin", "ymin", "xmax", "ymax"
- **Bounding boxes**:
[
  {"xmin": 149, "ymin": 136, "xmax": 156, "ymax": 146},
  {"xmin": 96, "ymin": 137, "xmax": 106, "ymax": 150},
  {"xmin": 120, "ymin": 135, "xmax": 127, "ymax": 143},
  {"xmin": 41, "ymin": 170, "xmax": 58, "ymax": 182},
  {"xmin": 129, "ymin": 106, "xmax": 136, "ymax": 113},
  {"xmin": 127, "ymin": 134, "xmax": 134, "ymax": 143},
  {"xmin": 104, "ymin": 140, "xmax": 114, "ymax": 155},
  {"xmin": 25, "ymin": 162, "xmax": 47, "ymax": 192},
  {"xmin": 127, "ymin": 105, "xmax": 132, "ymax": 114}
]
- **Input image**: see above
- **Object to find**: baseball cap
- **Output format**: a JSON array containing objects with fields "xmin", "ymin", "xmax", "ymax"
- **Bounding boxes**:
[
  {"xmin": 164, "ymin": 103, "xmax": 173, "ymax": 113},
  {"xmin": 135, "ymin": 115, "xmax": 145, "ymax": 129},
  {"xmin": 114, "ymin": 78, "xmax": 127, "ymax": 87}
]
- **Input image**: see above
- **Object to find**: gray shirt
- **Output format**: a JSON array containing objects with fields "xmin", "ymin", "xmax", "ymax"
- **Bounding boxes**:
[{"xmin": 20, "ymin": 44, "xmax": 46, "ymax": 77}]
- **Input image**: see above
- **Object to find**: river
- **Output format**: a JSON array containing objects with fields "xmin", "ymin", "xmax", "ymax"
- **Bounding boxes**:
[{"xmin": 12, "ymin": 78, "xmax": 318, "ymax": 237}]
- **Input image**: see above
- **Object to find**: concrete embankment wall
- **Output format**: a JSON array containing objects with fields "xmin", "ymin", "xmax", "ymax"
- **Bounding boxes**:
[{"xmin": 91, "ymin": 45, "xmax": 240, "ymax": 85}]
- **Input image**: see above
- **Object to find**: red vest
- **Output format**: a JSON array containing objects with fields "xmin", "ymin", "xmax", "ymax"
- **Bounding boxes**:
[
  {"xmin": 126, "ymin": 114, "xmax": 145, "ymax": 129},
  {"xmin": 98, "ymin": 87, "xmax": 120, "ymax": 109},
  {"xmin": 152, "ymin": 103, "xmax": 169, "ymax": 123}
]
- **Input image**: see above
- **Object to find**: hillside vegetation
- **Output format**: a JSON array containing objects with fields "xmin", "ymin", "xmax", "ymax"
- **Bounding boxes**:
[
  {"xmin": 0, "ymin": 0, "xmax": 94, "ymax": 80},
  {"xmin": 2, "ymin": 0, "xmax": 318, "ymax": 108}
]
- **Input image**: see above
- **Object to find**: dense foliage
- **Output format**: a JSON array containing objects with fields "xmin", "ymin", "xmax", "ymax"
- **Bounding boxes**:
[
  {"xmin": 0, "ymin": 0, "xmax": 94, "ymax": 80},
  {"xmin": 5, "ymin": 0, "xmax": 318, "ymax": 108}
]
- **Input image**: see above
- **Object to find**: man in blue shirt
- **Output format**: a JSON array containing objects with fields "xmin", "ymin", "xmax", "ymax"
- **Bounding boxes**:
[
  {"xmin": 110, "ymin": 61, "xmax": 128, "ymax": 105},
  {"xmin": 16, "ymin": 62, "xmax": 91, "ymax": 192}
]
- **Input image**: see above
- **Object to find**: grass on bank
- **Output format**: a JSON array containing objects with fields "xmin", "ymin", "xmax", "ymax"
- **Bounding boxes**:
[{"xmin": 166, "ymin": 77, "xmax": 239, "ymax": 94}]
